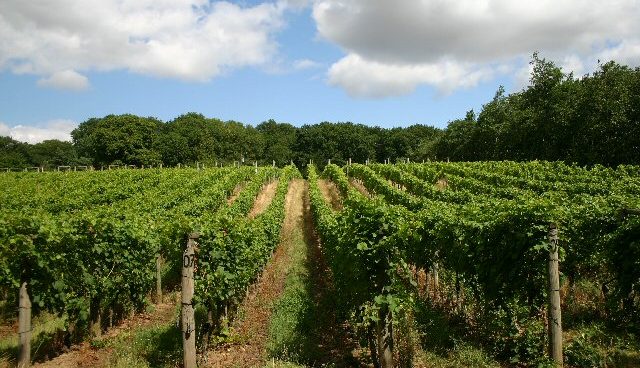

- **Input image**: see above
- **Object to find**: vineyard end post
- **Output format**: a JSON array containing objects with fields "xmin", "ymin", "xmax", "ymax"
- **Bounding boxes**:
[
  {"xmin": 547, "ymin": 223, "xmax": 563, "ymax": 366},
  {"xmin": 376, "ymin": 305, "xmax": 394, "ymax": 368},
  {"xmin": 18, "ymin": 281, "xmax": 31, "ymax": 368},
  {"xmin": 182, "ymin": 232, "xmax": 199, "ymax": 368},
  {"xmin": 156, "ymin": 254, "xmax": 163, "ymax": 303}
]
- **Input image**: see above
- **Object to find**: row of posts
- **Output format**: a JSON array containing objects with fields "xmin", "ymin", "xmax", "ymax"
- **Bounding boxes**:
[
  {"xmin": 2, "ymin": 159, "xmax": 432, "ymax": 173},
  {"xmin": 1, "ymin": 160, "xmax": 279, "ymax": 173}
]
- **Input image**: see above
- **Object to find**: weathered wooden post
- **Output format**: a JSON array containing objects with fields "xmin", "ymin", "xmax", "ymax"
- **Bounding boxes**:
[
  {"xmin": 182, "ymin": 233, "xmax": 199, "ymax": 368},
  {"xmin": 547, "ymin": 223, "xmax": 563, "ymax": 366},
  {"xmin": 18, "ymin": 281, "xmax": 31, "ymax": 368},
  {"xmin": 89, "ymin": 296, "xmax": 102, "ymax": 337},
  {"xmin": 156, "ymin": 254, "xmax": 163, "ymax": 303},
  {"xmin": 376, "ymin": 306, "xmax": 393, "ymax": 368},
  {"xmin": 432, "ymin": 261, "xmax": 439, "ymax": 301}
]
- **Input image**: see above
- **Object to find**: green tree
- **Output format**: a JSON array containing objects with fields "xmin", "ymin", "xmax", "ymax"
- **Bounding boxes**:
[
  {"xmin": 256, "ymin": 119, "xmax": 296, "ymax": 165},
  {"xmin": 72, "ymin": 114, "xmax": 162, "ymax": 166},
  {"xmin": 28, "ymin": 140, "xmax": 80, "ymax": 168},
  {"xmin": 0, "ymin": 136, "xmax": 31, "ymax": 168}
]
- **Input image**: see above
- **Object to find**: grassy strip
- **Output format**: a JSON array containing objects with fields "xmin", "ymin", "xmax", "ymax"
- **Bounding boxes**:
[
  {"xmin": 265, "ymin": 209, "xmax": 316, "ymax": 365},
  {"xmin": 0, "ymin": 312, "xmax": 66, "ymax": 366},
  {"xmin": 96, "ymin": 302, "xmax": 182, "ymax": 368}
]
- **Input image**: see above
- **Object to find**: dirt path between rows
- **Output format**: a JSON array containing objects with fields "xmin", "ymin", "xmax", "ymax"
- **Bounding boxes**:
[
  {"xmin": 349, "ymin": 178, "xmax": 371, "ymax": 197},
  {"xmin": 301, "ymin": 182, "xmax": 363, "ymax": 367},
  {"xmin": 227, "ymin": 183, "xmax": 246, "ymax": 205},
  {"xmin": 317, "ymin": 179, "xmax": 343, "ymax": 211},
  {"xmin": 248, "ymin": 180, "xmax": 279, "ymax": 219},
  {"xmin": 205, "ymin": 179, "xmax": 304, "ymax": 368},
  {"xmin": 33, "ymin": 297, "xmax": 177, "ymax": 368}
]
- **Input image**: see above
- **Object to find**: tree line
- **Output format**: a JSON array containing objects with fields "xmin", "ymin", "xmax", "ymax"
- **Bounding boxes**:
[{"xmin": 2, "ymin": 55, "xmax": 639, "ymax": 169}]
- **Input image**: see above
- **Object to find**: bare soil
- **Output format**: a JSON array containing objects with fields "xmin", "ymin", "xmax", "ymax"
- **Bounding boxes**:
[
  {"xmin": 226, "ymin": 183, "xmax": 246, "ymax": 205},
  {"xmin": 0, "ymin": 322, "xmax": 16, "ymax": 340},
  {"xmin": 248, "ymin": 180, "xmax": 279, "ymax": 219},
  {"xmin": 317, "ymin": 179, "xmax": 343, "ymax": 211},
  {"xmin": 349, "ymin": 178, "xmax": 371, "ymax": 197},
  {"xmin": 435, "ymin": 178, "xmax": 449, "ymax": 190},
  {"xmin": 204, "ymin": 180, "xmax": 304, "ymax": 368}
]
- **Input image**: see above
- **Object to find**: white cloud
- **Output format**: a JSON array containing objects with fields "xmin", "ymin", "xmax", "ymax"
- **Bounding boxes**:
[
  {"xmin": 293, "ymin": 58, "xmax": 322, "ymax": 70},
  {"xmin": 328, "ymin": 54, "xmax": 494, "ymax": 98},
  {"xmin": 37, "ymin": 70, "xmax": 89, "ymax": 91},
  {"xmin": 313, "ymin": 0, "xmax": 640, "ymax": 97},
  {"xmin": 0, "ymin": 1, "xmax": 286, "ymax": 85},
  {"xmin": 0, "ymin": 119, "xmax": 78, "ymax": 144}
]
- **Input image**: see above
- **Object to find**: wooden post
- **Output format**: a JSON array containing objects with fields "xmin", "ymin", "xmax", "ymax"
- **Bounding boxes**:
[
  {"xmin": 182, "ymin": 233, "xmax": 198, "ymax": 368},
  {"xmin": 432, "ymin": 261, "xmax": 439, "ymax": 301},
  {"xmin": 156, "ymin": 254, "xmax": 163, "ymax": 303},
  {"xmin": 254, "ymin": 161, "xmax": 258, "ymax": 173},
  {"xmin": 547, "ymin": 223, "xmax": 563, "ymax": 366},
  {"xmin": 376, "ymin": 306, "xmax": 393, "ymax": 368},
  {"xmin": 328, "ymin": 159, "xmax": 331, "ymax": 165},
  {"xmin": 89, "ymin": 297, "xmax": 102, "ymax": 337},
  {"xmin": 18, "ymin": 281, "xmax": 31, "ymax": 368}
]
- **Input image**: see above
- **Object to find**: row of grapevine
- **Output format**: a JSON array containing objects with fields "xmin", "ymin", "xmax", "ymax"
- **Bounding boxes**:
[
  {"xmin": 194, "ymin": 165, "xmax": 301, "ymax": 344},
  {"xmin": 0, "ymin": 168, "xmax": 252, "ymax": 324},
  {"xmin": 0, "ymin": 165, "xmax": 301, "ymax": 366},
  {"xmin": 311, "ymin": 161, "xmax": 640, "ymax": 366},
  {"xmin": 309, "ymin": 164, "xmax": 413, "ymax": 366}
]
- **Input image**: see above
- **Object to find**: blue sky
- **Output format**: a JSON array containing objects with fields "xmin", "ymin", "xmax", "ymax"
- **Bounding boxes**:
[{"xmin": 1, "ymin": 0, "xmax": 638, "ymax": 143}]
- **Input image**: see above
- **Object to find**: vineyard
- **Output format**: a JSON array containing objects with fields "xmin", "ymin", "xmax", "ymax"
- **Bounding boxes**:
[
  {"xmin": 309, "ymin": 161, "xmax": 640, "ymax": 367},
  {"xmin": 0, "ymin": 161, "xmax": 639, "ymax": 367}
]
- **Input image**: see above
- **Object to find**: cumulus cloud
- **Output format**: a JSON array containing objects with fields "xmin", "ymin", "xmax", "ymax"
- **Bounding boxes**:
[
  {"xmin": 0, "ymin": 0, "xmax": 286, "ymax": 85},
  {"xmin": 37, "ymin": 70, "xmax": 90, "ymax": 91},
  {"xmin": 0, "ymin": 119, "xmax": 77, "ymax": 144},
  {"xmin": 329, "ymin": 54, "xmax": 494, "ymax": 97},
  {"xmin": 313, "ymin": 0, "xmax": 640, "ymax": 97}
]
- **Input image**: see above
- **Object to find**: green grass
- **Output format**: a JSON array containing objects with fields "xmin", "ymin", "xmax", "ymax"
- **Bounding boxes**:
[
  {"xmin": 0, "ymin": 312, "xmax": 67, "ymax": 365},
  {"xmin": 564, "ymin": 322, "xmax": 640, "ymax": 368},
  {"xmin": 265, "ymin": 218, "xmax": 317, "ymax": 365},
  {"xmin": 264, "ymin": 360, "xmax": 308, "ymax": 368},
  {"xmin": 413, "ymin": 342, "xmax": 502, "ymax": 368},
  {"xmin": 99, "ymin": 302, "xmax": 182, "ymax": 368},
  {"xmin": 411, "ymin": 297, "xmax": 503, "ymax": 368},
  {"xmin": 102, "ymin": 323, "xmax": 182, "ymax": 368}
]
